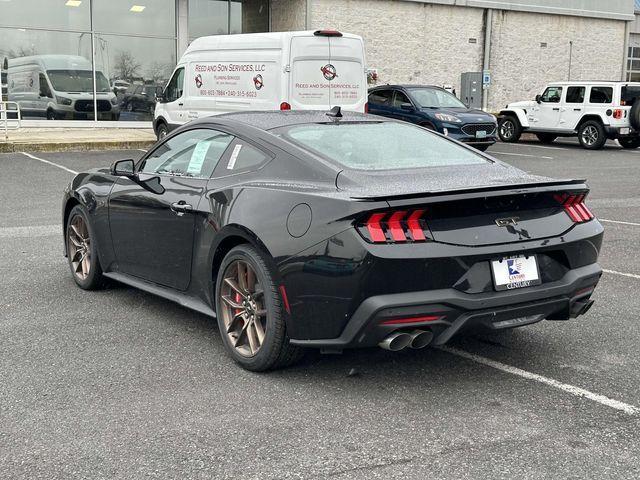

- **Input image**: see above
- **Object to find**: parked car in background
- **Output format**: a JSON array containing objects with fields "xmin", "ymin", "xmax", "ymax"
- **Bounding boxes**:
[
  {"xmin": 8, "ymin": 55, "xmax": 120, "ymax": 120},
  {"xmin": 498, "ymin": 81, "xmax": 640, "ymax": 150},
  {"xmin": 121, "ymin": 84, "xmax": 162, "ymax": 113},
  {"xmin": 367, "ymin": 85, "xmax": 497, "ymax": 151},
  {"xmin": 111, "ymin": 79, "xmax": 130, "ymax": 96},
  {"xmin": 153, "ymin": 29, "xmax": 367, "ymax": 140}
]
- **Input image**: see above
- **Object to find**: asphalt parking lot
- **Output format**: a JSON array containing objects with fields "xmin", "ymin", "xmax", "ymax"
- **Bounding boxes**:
[{"xmin": 1, "ymin": 139, "xmax": 639, "ymax": 479}]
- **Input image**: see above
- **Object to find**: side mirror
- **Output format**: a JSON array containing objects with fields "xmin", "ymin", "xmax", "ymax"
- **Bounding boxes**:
[
  {"xmin": 535, "ymin": 94, "xmax": 542, "ymax": 104},
  {"xmin": 400, "ymin": 102, "xmax": 414, "ymax": 111},
  {"xmin": 110, "ymin": 158, "xmax": 135, "ymax": 177},
  {"xmin": 156, "ymin": 92, "xmax": 166, "ymax": 103}
]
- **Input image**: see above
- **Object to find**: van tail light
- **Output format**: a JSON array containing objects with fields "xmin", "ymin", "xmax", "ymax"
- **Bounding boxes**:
[
  {"xmin": 613, "ymin": 109, "xmax": 623, "ymax": 119},
  {"xmin": 364, "ymin": 102, "xmax": 369, "ymax": 113},
  {"xmin": 280, "ymin": 102, "xmax": 291, "ymax": 110},
  {"xmin": 359, "ymin": 209, "xmax": 431, "ymax": 243},
  {"xmin": 554, "ymin": 193, "xmax": 594, "ymax": 223},
  {"xmin": 314, "ymin": 29, "xmax": 343, "ymax": 37}
]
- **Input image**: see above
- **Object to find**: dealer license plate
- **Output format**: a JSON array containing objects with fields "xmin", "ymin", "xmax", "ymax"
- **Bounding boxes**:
[
  {"xmin": 476, "ymin": 130, "xmax": 487, "ymax": 139},
  {"xmin": 491, "ymin": 255, "xmax": 541, "ymax": 291}
]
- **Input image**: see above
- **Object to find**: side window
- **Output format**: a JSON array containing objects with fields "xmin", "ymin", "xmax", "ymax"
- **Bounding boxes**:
[
  {"xmin": 368, "ymin": 89, "xmax": 393, "ymax": 106},
  {"xmin": 38, "ymin": 73, "xmax": 52, "ymax": 98},
  {"xmin": 589, "ymin": 86, "xmax": 613, "ymax": 104},
  {"xmin": 165, "ymin": 67, "xmax": 185, "ymax": 103},
  {"xmin": 392, "ymin": 91, "xmax": 411, "ymax": 108},
  {"xmin": 540, "ymin": 86, "xmax": 562, "ymax": 103},
  {"xmin": 141, "ymin": 129, "xmax": 234, "ymax": 178},
  {"xmin": 565, "ymin": 86, "xmax": 585, "ymax": 103},
  {"xmin": 216, "ymin": 140, "xmax": 271, "ymax": 175}
]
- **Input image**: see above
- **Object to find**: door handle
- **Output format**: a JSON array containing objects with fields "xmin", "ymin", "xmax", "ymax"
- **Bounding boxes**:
[
  {"xmin": 170, "ymin": 201, "xmax": 193, "ymax": 216},
  {"xmin": 178, "ymin": 102, "xmax": 184, "ymax": 106},
  {"xmin": 552, "ymin": 108, "xmax": 560, "ymax": 111},
  {"xmin": 573, "ymin": 108, "xmax": 582, "ymax": 111}
]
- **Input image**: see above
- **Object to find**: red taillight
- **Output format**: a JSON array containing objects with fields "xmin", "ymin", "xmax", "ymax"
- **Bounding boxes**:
[
  {"xmin": 613, "ymin": 109, "xmax": 623, "ymax": 119},
  {"xmin": 555, "ymin": 193, "xmax": 594, "ymax": 223},
  {"xmin": 362, "ymin": 209, "xmax": 430, "ymax": 243},
  {"xmin": 379, "ymin": 315, "xmax": 444, "ymax": 326},
  {"xmin": 279, "ymin": 285, "xmax": 291, "ymax": 314},
  {"xmin": 280, "ymin": 102, "xmax": 291, "ymax": 110},
  {"xmin": 364, "ymin": 102, "xmax": 369, "ymax": 113}
]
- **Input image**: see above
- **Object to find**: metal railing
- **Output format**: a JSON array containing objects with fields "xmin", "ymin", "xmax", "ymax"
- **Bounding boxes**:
[{"xmin": 1, "ymin": 101, "xmax": 21, "ymax": 141}]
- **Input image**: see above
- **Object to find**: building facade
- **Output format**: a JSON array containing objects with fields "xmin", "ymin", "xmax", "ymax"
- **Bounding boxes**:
[{"xmin": 0, "ymin": 0, "xmax": 635, "ymax": 124}]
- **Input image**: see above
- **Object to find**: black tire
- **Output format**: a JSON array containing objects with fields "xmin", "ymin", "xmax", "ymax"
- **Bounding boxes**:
[
  {"xmin": 215, "ymin": 244, "xmax": 304, "ymax": 371},
  {"xmin": 126, "ymin": 102, "xmax": 134, "ymax": 112},
  {"xmin": 629, "ymin": 101, "xmax": 640, "ymax": 131},
  {"xmin": 156, "ymin": 122, "xmax": 169, "ymax": 141},
  {"xmin": 66, "ymin": 205, "xmax": 105, "ymax": 290},
  {"xmin": 46, "ymin": 109, "xmax": 56, "ymax": 120},
  {"xmin": 535, "ymin": 133, "xmax": 557, "ymax": 144},
  {"xmin": 420, "ymin": 122, "xmax": 436, "ymax": 131},
  {"xmin": 578, "ymin": 120, "xmax": 607, "ymax": 150},
  {"xmin": 498, "ymin": 116, "xmax": 522, "ymax": 143},
  {"xmin": 474, "ymin": 144, "xmax": 491, "ymax": 152},
  {"xmin": 619, "ymin": 137, "xmax": 640, "ymax": 149}
]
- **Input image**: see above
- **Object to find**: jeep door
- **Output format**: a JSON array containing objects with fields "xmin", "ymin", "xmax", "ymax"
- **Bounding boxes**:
[
  {"xmin": 531, "ymin": 86, "xmax": 563, "ymax": 129},
  {"xmin": 559, "ymin": 86, "xmax": 586, "ymax": 130}
]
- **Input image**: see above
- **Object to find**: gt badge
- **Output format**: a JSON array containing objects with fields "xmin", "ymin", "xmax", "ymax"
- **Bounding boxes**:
[{"xmin": 495, "ymin": 217, "xmax": 519, "ymax": 227}]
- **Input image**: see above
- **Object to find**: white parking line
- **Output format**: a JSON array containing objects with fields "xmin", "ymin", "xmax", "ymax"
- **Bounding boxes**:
[
  {"xmin": 497, "ymin": 143, "xmax": 569, "ymax": 151},
  {"xmin": 439, "ymin": 346, "xmax": 640, "ymax": 415},
  {"xmin": 20, "ymin": 152, "xmax": 78, "ymax": 175},
  {"xmin": 600, "ymin": 219, "xmax": 640, "ymax": 227},
  {"xmin": 603, "ymin": 269, "xmax": 640, "ymax": 280},
  {"xmin": 0, "ymin": 225, "xmax": 59, "ymax": 238},
  {"xmin": 491, "ymin": 151, "xmax": 554, "ymax": 159}
]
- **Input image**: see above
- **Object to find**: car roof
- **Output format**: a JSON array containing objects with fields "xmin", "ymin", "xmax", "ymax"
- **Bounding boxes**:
[
  {"xmin": 370, "ymin": 84, "xmax": 443, "ymax": 90},
  {"xmin": 546, "ymin": 81, "xmax": 640, "ymax": 86},
  {"xmin": 191, "ymin": 110, "xmax": 384, "ymax": 131}
]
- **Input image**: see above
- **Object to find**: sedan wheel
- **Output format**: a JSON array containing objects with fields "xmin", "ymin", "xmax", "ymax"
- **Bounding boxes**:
[
  {"xmin": 215, "ymin": 245, "xmax": 303, "ymax": 371},
  {"xmin": 220, "ymin": 260, "xmax": 267, "ymax": 357},
  {"xmin": 66, "ymin": 205, "xmax": 104, "ymax": 290}
]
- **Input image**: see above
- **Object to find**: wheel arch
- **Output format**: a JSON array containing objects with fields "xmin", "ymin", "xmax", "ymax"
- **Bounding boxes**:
[
  {"xmin": 62, "ymin": 197, "xmax": 81, "ymax": 256},
  {"xmin": 499, "ymin": 109, "xmax": 529, "ymax": 128},
  {"xmin": 153, "ymin": 115, "xmax": 168, "ymax": 135},
  {"xmin": 577, "ymin": 114, "xmax": 608, "ymax": 129}
]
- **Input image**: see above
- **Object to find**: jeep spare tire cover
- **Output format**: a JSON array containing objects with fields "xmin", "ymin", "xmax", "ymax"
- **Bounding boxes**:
[{"xmin": 630, "ymin": 101, "xmax": 640, "ymax": 130}]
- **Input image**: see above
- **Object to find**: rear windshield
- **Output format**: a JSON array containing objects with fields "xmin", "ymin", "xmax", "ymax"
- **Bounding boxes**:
[
  {"xmin": 622, "ymin": 85, "xmax": 640, "ymax": 105},
  {"xmin": 278, "ymin": 121, "xmax": 489, "ymax": 170}
]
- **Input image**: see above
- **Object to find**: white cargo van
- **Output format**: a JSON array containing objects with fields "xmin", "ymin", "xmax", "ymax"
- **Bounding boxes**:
[
  {"xmin": 7, "ymin": 55, "xmax": 120, "ymax": 121},
  {"xmin": 153, "ymin": 30, "xmax": 367, "ymax": 139}
]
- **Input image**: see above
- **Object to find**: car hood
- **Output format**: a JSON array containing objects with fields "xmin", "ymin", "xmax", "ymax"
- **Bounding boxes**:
[
  {"xmin": 506, "ymin": 100, "xmax": 536, "ymax": 108},
  {"xmin": 421, "ymin": 107, "xmax": 496, "ymax": 123},
  {"xmin": 336, "ymin": 161, "xmax": 577, "ymax": 199}
]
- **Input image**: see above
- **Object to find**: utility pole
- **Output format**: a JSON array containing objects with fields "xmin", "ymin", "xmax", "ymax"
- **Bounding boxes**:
[{"xmin": 568, "ymin": 41, "xmax": 573, "ymax": 81}]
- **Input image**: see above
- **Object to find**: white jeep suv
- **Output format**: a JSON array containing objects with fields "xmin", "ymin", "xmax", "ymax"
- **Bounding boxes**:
[{"xmin": 498, "ymin": 82, "xmax": 640, "ymax": 150}]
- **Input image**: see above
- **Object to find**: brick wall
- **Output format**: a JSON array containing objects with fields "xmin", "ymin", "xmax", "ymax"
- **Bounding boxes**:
[{"xmin": 271, "ymin": 0, "xmax": 307, "ymax": 32}]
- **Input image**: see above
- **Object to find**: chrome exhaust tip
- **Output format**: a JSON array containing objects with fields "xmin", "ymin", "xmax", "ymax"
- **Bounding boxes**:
[
  {"xmin": 408, "ymin": 329, "xmax": 434, "ymax": 349},
  {"xmin": 379, "ymin": 332, "xmax": 413, "ymax": 351}
]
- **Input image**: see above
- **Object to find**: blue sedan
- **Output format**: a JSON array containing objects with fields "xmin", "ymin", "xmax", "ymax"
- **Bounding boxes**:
[{"xmin": 368, "ymin": 85, "xmax": 497, "ymax": 151}]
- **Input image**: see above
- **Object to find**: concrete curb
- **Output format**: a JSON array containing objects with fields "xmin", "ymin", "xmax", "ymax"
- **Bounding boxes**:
[{"xmin": 0, "ymin": 140, "xmax": 156, "ymax": 153}]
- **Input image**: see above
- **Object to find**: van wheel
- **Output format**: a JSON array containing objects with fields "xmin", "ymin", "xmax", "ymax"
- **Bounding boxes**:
[
  {"xmin": 535, "ymin": 133, "xmax": 557, "ymax": 144},
  {"xmin": 498, "ymin": 116, "xmax": 521, "ymax": 142},
  {"xmin": 578, "ymin": 121, "xmax": 607, "ymax": 150},
  {"xmin": 619, "ymin": 137, "xmax": 640, "ymax": 149},
  {"xmin": 46, "ymin": 109, "xmax": 57, "ymax": 120},
  {"xmin": 156, "ymin": 123, "xmax": 169, "ymax": 141}
]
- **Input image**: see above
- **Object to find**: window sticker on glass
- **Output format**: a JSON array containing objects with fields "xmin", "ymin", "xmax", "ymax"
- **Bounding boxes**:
[
  {"xmin": 227, "ymin": 144, "xmax": 243, "ymax": 169},
  {"xmin": 187, "ymin": 140, "xmax": 211, "ymax": 175}
]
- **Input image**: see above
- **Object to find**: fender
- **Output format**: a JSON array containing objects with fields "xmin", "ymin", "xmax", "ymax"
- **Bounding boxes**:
[{"xmin": 499, "ymin": 108, "xmax": 530, "ymax": 129}]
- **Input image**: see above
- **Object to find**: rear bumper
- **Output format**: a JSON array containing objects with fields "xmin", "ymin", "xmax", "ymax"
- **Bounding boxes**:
[{"xmin": 290, "ymin": 262, "xmax": 602, "ymax": 350}]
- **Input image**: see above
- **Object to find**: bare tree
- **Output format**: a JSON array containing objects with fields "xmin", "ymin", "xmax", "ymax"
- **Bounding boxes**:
[
  {"xmin": 146, "ymin": 61, "xmax": 172, "ymax": 84},
  {"xmin": 8, "ymin": 45, "xmax": 38, "ymax": 58},
  {"xmin": 113, "ymin": 50, "xmax": 141, "ymax": 82}
]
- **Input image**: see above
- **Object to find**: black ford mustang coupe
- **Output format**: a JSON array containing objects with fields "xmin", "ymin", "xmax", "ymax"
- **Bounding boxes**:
[{"xmin": 62, "ymin": 110, "xmax": 603, "ymax": 371}]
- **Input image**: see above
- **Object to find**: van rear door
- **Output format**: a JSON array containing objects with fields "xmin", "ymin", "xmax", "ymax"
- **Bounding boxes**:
[
  {"xmin": 289, "ymin": 34, "xmax": 332, "ymax": 110},
  {"xmin": 328, "ymin": 35, "xmax": 366, "ymax": 113}
]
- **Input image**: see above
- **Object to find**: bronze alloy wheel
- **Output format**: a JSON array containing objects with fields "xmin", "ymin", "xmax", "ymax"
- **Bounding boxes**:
[
  {"xmin": 67, "ymin": 214, "xmax": 92, "ymax": 280},
  {"xmin": 219, "ymin": 260, "xmax": 267, "ymax": 357}
]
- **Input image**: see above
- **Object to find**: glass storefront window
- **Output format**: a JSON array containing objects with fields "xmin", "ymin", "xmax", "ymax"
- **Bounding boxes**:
[
  {"xmin": 94, "ymin": 34, "xmax": 176, "ymax": 121},
  {"xmin": 1, "ymin": 27, "xmax": 100, "ymax": 120},
  {"xmin": 92, "ymin": 0, "xmax": 176, "ymax": 37},
  {"xmin": 0, "ymin": 0, "xmax": 91, "ymax": 31},
  {"xmin": 189, "ymin": 0, "xmax": 269, "ymax": 40},
  {"xmin": 189, "ymin": 0, "xmax": 230, "ymax": 40}
]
